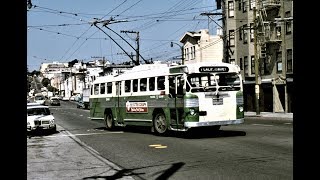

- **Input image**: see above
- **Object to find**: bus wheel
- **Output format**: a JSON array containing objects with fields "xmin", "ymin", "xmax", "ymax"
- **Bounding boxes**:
[
  {"xmin": 104, "ymin": 112, "xmax": 114, "ymax": 129},
  {"xmin": 153, "ymin": 112, "xmax": 167, "ymax": 134}
]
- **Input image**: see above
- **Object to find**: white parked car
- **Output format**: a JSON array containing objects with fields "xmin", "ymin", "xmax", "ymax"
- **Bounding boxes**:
[
  {"xmin": 27, "ymin": 104, "xmax": 56, "ymax": 132},
  {"xmin": 34, "ymin": 94, "xmax": 46, "ymax": 105}
]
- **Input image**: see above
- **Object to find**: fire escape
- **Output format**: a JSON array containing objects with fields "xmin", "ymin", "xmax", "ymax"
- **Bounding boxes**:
[{"xmin": 256, "ymin": 0, "xmax": 281, "ymax": 75}]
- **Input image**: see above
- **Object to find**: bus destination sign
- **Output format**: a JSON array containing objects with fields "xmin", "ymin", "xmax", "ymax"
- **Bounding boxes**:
[{"xmin": 199, "ymin": 66, "xmax": 229, "ymax": 73}]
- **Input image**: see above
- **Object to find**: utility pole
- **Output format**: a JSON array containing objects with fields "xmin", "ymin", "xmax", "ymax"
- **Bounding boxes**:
[
  {"xmin": 120, "ymin": 30, "xmax": 140, "ymax": 66},
  {"xmin": 200, "ymin": 12, "xmax": 224, "ymax": 29},
  {"xmin": 102, "ymin": 56, "xmax": 105, "ymax": 76},
  {"xmin": 170, "ymin": 42, "xmax": 184, "ymax": 65},
  {"xmin": 281, "ymin": 0, "xmax": 288, "ymax": 113},
  {"xmin": 253, "ymin": 7, "xmax": 260, "ymax": 115}
]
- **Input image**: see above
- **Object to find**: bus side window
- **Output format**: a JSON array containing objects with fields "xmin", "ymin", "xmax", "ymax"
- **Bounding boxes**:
[
  {"xmin": 116, "ymin": 81, "xmax": 121, "ymax": 95},
  {"xmin": 107, "ymin": 82, "xmax": 112, "ymax": 94},
  {"xmin": 125, "ymin": 80, "xmax": 131, "ymax": 93},
  {"xmin": 100, "ymin": 83, "xmax": 105, "ymax": 94},
  {"xmin": 157, "ymin": 76, "xmax": 165, "ymax": 90},
  {"xmin": 94, "ymin": 84, "xmax": 99, "ymax": 95},
  {"xmin": 149, "ymin": 77, "xmax": 155, "ymax": 91},
  {"xmin": 140, "ymin": 78, "xmax": 147, "ymax": 92},
  {"xmin": 133, "ymin": 79, "xmax": 138, "ymax": 92}
]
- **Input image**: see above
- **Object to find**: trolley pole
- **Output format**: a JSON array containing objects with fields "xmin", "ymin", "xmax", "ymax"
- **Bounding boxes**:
[{"xmin": 253, "ymin": 7, "xmax": 260, "ymax": 115}]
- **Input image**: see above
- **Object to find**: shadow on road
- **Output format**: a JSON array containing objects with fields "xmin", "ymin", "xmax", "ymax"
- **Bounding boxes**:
[
  {"xmin": 93, "ymin": 126, "xmax": 246, "ymax": 139},
  {"xmin": 178, "ymin": 129, "xmax": 247, "ymax": 139},
  {"xmin": 82, "ymin": 162, "xmax": 185, "ymax": 180}
]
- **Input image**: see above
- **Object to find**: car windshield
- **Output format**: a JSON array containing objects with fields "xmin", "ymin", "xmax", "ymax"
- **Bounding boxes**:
[
  {"xmin": 35, "ymin": 96, "xmax": 44, "ymax": 100},
  {"xmin": 27, "ymin": 108, "xmax": 51, "ymax": 116}
]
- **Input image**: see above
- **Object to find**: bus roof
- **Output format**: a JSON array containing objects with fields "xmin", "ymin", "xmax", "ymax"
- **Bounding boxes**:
[{"xmin": 92, "ymin": 62, "xmax": 240, "ymax": 83}]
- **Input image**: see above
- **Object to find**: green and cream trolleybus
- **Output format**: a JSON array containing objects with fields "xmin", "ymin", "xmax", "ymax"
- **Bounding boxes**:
[{"xmin": 89, "ymin": 62, "xmax": 244, "ymax": 135}]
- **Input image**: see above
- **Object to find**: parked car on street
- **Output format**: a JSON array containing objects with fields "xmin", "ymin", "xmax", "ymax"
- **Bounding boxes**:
[
  {"xmin": 34, "ymin": 93, "xmax": 46, "ymax": 105},
  {"xmin": 27, "ymin": 104, "xmax": 56, "ymax": 133},
  {"xmin": 49, "ymin": 97, "xmax": 60, "ymax": 106}
]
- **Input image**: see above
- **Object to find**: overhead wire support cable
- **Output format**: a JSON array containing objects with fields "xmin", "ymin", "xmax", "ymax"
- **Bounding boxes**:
[{"xmin": 92, "ymin": 21, "xmax": 136, "ymax": 64}]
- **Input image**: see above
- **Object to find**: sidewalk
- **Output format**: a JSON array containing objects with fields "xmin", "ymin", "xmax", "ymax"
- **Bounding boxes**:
[
  {"xmin": 27, "ymin": 125, "xmax": 134, "ymax": 180},
  {"xmin": 245, "ymin": 111, "xmax": 293, "ymax": 121}
]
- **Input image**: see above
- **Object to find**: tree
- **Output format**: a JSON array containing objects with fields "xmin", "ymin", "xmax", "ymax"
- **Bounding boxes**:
[
  {"xmin": 41, "ymin": 78, "xmax": 50, "ymax": 87},
  {"xmin": 47, "ymin": 85, "xmax": 58, "ymax": 93}
]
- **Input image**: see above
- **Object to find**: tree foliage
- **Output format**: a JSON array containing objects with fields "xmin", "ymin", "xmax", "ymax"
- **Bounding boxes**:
[{"xmin": 41, "ymin": 78, "xmax": 50, "ymax": 87}]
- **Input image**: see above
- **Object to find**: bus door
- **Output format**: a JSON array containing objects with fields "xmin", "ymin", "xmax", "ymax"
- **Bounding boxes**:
[
  {"xmin": 169, "ymin": 75, "xmax": 185, "ymax": 127},
  {"xmin": 115, "ymin": 81, "xmax": 124, "ymax": 124}
]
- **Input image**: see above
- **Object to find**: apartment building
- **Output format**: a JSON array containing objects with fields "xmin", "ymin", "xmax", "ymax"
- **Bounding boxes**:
[
  {"xmin": 219, "ymin": 0, "xmax": 293, "ymax": 113},
  {"xmin": 179, "ymin": 29, "xmax": 223, "ymax": 64}
]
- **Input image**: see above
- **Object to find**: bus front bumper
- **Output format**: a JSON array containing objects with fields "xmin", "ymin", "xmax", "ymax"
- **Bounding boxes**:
[{"xmin": 184, "ymin": 119, "xmax": 244, "ymax": 128}]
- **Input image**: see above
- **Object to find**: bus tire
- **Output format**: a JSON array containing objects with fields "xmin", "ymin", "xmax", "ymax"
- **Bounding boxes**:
[
  {"xmin": 153, "ymin": 112, "xmax": 168, "ymax": 135},
  {"xmin": 104, "ymin": 112, "xmax": 114, "ymax": 129}
]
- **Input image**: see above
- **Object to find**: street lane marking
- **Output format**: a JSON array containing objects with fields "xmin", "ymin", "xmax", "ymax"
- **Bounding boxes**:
[
  {"xmin": 284, "ymin": 123, "xmax": 292, "ymax": 125},
  {"xmin": 149, "ymin": 144, "xmax": 162, "ymax": 147},
  {"xmin": 251, "ymin": 124, "xmax": 274, "ymax": 127},
  {"xmin": 149, "ymin": 144, "xmax": 167, "ymax": 148}
]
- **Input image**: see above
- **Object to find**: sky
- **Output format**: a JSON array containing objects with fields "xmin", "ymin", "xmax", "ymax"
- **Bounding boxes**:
[{"xmin": 27, "ymin": 0, "xmax": 220, "ymax": 71}]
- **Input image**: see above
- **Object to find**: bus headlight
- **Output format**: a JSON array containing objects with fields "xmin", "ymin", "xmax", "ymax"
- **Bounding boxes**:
[
  {"xmin": 189, "ymin": 108, "xmax": 196, "ymax": 116},
  {"xmin": 239, "ymin": 106, "xmax": 243, "ymax": 112}
]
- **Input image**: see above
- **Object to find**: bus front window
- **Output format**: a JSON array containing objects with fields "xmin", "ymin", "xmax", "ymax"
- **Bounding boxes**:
[{"xmin": 186, "ymin": 73, "xmax": 240, "ymax": 92}]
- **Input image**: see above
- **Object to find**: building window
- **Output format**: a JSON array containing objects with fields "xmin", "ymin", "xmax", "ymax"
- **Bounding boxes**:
[
  {"xmin": 249, "ymin": 0, "xmax": 256, "ymax": 10},
  {"xmin": 242, "ymin": 1, "xmax": 247, "ymax": 12},
  {"xmin": 184, "ymin": 49, "xmax": 188, "ymax": 61},
  {"xmin": 238, "ymin": 0, "xmax": 242, "ymax": 11},
  {"xmin": 230, "ymin": 59, "xmax": 235, "ymax": 65},
  {"xmin": 229, "ymin": 30, "xmax": 235, "ymax": 47},
  {"xmin": 287, "ymin": 49, "xmax": 293, "ymax": 72},
  {"xmin": 251, "ymin": 56, "xmax": 255, "ymax": 74},
  {"xmin": 276, "ymin": 26, "xmax": 281, "ymax": 40},
  {"xmin": 186, "ymin": 48, "xmax": 190, "ymax": 61},
  {"xmin": 240, "ymin": 58, "xmax": 243, "ymax": 70},
  {"xmin": 250, "ymin": 23, "xmax": 254, "ymax": 42},
  {"xmin": 276, "ymin": 51, "xmax": 282, "ymax": 72},
  {"xmin": 243, "ymin": 24, "xmax": 248, "ymax": 44},
  {"xmin": 244, "ymin": 56, "xmax": 248, "ymax": 75},
  {"xmin": 239, "ymin": 26, "xmax": 242, "ymax": 40},
  {"xmin": 191, "ymin": 46, "xmax": 195, "ymax": 59},
  {"xmin": 285, "ymin": 11, "xmax": 292, "ymax": 34},
  {"xmin": 228, "ymin": 1, "xmax": 234, "ymax": 18},
  {"xmin": 263, "ymin": 58, "xmax": 269, "ymax": 75}
]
